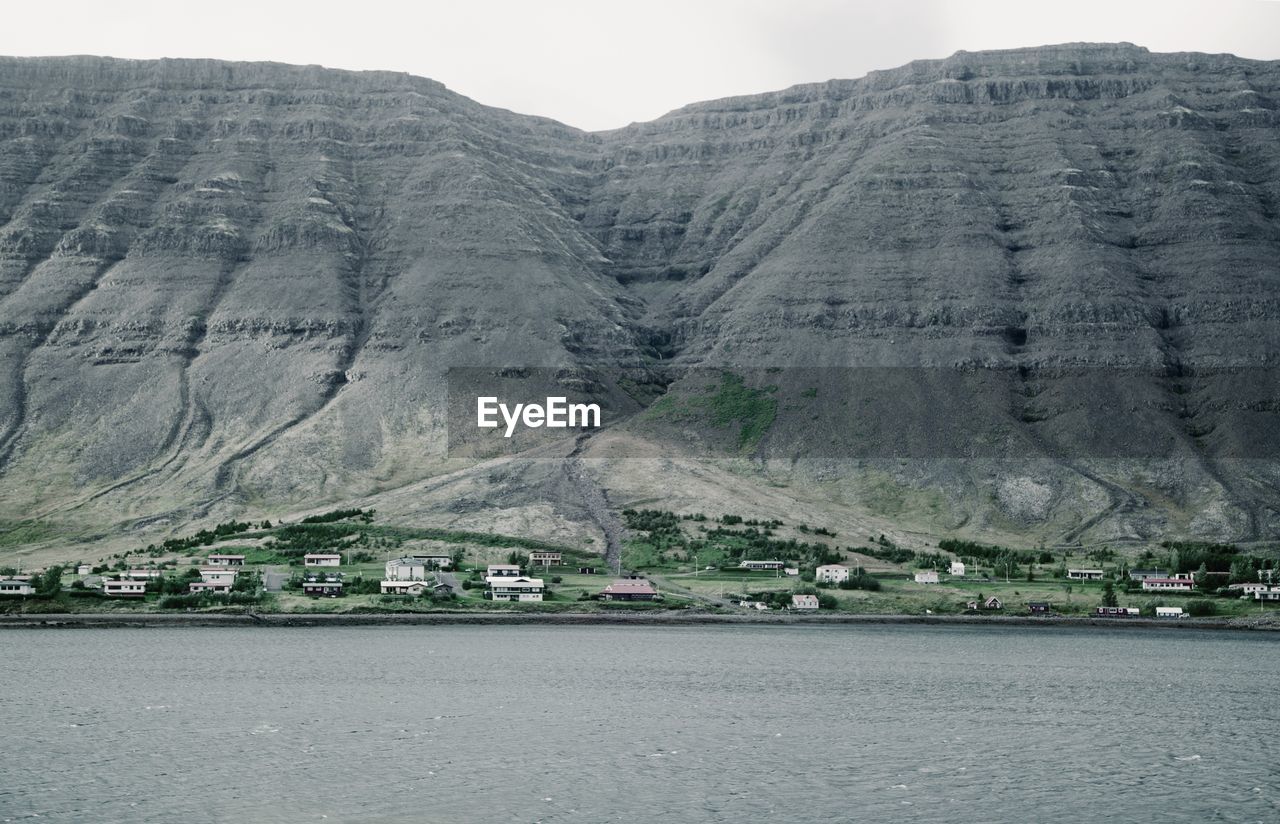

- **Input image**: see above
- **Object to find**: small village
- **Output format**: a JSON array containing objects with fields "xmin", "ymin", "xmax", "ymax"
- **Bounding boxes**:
[{"xmin": 1, "ymin": 506, "xmax": 1277, "ymax": 622}]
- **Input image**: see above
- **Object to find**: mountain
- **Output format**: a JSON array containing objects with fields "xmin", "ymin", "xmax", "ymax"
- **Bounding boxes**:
[{"xmin": 0, "ymin": 43, "xmax": 1278, "ymax": 562}]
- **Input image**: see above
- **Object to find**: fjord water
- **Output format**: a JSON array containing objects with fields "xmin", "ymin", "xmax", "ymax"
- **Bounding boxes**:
[{"xmin": 1, "ymin": 625, "xmax": 1277, "ymax": 823}]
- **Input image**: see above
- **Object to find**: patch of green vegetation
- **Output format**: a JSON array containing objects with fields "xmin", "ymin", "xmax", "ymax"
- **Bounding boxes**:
[
  {"xmin": 639, "ymin": 372, "xmax": 777, "ymax": 451},
  {"xmin": 0, "ymin": 519, "xmax": 60, "ymax": 547},
  {"xmin": 703, "ymin": 372, "xmax": 777, "ymax": 449}
]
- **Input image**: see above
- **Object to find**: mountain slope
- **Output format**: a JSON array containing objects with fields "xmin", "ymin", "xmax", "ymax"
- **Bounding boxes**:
[{"xmin": 0, "ymin": 44, "xmax": 1278, "ymax": 558}]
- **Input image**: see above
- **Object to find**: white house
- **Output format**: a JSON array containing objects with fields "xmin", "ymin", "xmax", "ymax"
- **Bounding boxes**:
[
  {"xmin": 488, "ymin": 576, "xmax": 544, "ymax": 602},
  {"xmin": 1142, "ymin": 574, "xmax": 1194, "ymax": 593},
  {"xmin": 791, "ymin": 594, "xmax": 820, "ymax": 610},
  {"xmin": 385, "ymin": 558, "xmax": 428, "ymax": 581},
  {"xmin": 206, "ymin": 554, "xmax": 245, "ymax": 566},
  {"xmin": 914, "ymin": 570, "xmax": 940, "ymax": 584},
  {"xmin": 76, "ymin": 564, "xmax": 92, "ymax": 576},
  {"xmin": 104, "ymin": 579, "xmax": 147, "ymax": 597},
  {"xmin": 123, "ymin": 569, "xmax": 163, "ymax": 580},
  {"xmin": 380, "ymin": 580, "xmax": 429, "ymax": 595},
  {"xmin": 738, "ymin": 560, "xmax": 785, "ymax": 571},
  {"xmin": 1068, "ymin": 569, "xmax": 1105, "ymax": 581},
  {"xmin": 815, "ymin": 564, "xmax": 850, "ymax": 584},
  {"xmin": 304, "ymin": 554, "xmax": 342, "ymax": 567},
  {"xmin": 0, "ymin": 578, "xmax": 36, "ymax": 596},
  {"xmin": 948, "ymin": 561, "xmax": 966, "ymax": 577},
  {"xmin": 1155, "ymin": 606, "xmax": 1185, "ymax": 618},
  {"xmin": 199, "ymin": 568, "xmax": 238, "ymax": 585},
  {"xmin": 486, "ymin": 563, "xmax": 522, "ymax": 578},
  {"xmin": 408, "ymin": 553, "xmax": 453, "ymax": 570},
  {"xmin": 1253, "ymin": 587, "xmax": 1280, "ymax": 602},
  {"xmin": 189, "ymin": 580, "xmax": 232, "ymax": 594},
  {"xmin": 528, "ymin": 551, "xmax": 562, "ymax": 567}
]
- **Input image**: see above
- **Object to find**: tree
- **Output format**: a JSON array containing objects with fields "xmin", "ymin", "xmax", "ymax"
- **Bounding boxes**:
[
  {"xmin": 1101, "ymin": 579, "xmax": 1118, "ymax": 607},
  {"xmin": 1195, "ymin": 562, "xmax": 1210, "ymax": 590},
  {"xmin": 1229, "ymin": 556, "xmax": 1254, "ymax": 584},
  {"xmin": 36, "ymin": 565, "xmax": 64, "ymax": 598}
]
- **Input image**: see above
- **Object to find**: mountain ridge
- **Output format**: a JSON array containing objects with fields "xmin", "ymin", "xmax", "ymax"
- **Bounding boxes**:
[{"xmin": 0, "ymin": 43, "xmax": 1278, "ymax": 562}]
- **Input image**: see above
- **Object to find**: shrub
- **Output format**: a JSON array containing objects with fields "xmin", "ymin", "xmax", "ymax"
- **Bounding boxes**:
[{"xmin": 1186, "ymin": 599, "xmax": 1217, "ymax": 617}]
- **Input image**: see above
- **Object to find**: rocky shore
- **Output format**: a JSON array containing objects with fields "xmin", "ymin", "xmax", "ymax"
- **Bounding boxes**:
[{"xmin": 3, "ymin": 610, "xmax": 1277, "ymax": 631}]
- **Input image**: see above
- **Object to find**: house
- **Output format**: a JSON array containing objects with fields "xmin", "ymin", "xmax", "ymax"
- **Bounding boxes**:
[
  {"xmin": 304, "ymin": 554, "xmax": 342, "ymax": 567},
  {"xmin": 528, "ymin": 551, "xmax": 562, "ymax": 567},
  {"xmin": 1129, "ymin": 568, "xmax": 1168, "ymax": 581},
  {"xmin": 206, "ymin": 554, "xmax": 246, "ymax": 567},
  {"xmin": 104, "ymin": 579, "xmax": 147, "ymax": 598},
  {"xmin": 1094, "ymin": 606, "xmax": 1140, "ymax": 617},
  {"xmin": 784, "ymin": 567, "xmax": 800, "ymax": 577},
  {"xmin": 1068, "ymin": 569, "xmax": 1105, "ymax": 581},
  {"xmin": 487, "ymin": 563, "xmax": 522, "ymax": 578},
  {"xmin": 189, "ymin": 580, "xmax": 233, "ymax": 594},
  {"xmin": 489, "ymin": 577, "xmax": 544, "ymax": 602},
  {"xmin": 1231, "ymin": 582, "xmax": 1270, "ymax": 596},
  {"xmin": 303, "ymin": 580, "xmax": 344, "ymax": 597},
  {"xmin": 1155, "ymin": 606, "xmax": 1185, "ymax": 618},
  {"xmin": 599, "ymin": 579, "xmax": 658, "ymax": 601},
  {"xmin": 791, "ymin": 594, "xmax": 820, "ymax": 610},
  {"xmin": 123, "ymin": 569, "xmax": 163, "ymax": 580},
  {"xmin": 0, "ymin": 578, "xmax": 36, "ymax": 596},
  {"xmin": 578, "ymin": 567, "xmax": 596, "ymax": 574},
  {"xmin": 407, "ymin": 553, "xmax": 453, "ymax": 570},
  {"xmin": 983, "ymin": 596, "xmax": 1004, "ymax": 610},
  {"xmin": 199, "ymin": 568, "xmax": 237, "ymax": 585},
  {"xmin": 738, "ymin": 560, "xmax": 785, "ymax": 571},
  {"xmin": 1253, "ymin": 587, "xmax": 1280, "ymax": 602},
  {"xmin": 914, "ymin": 570, "xmax": 939, "ymax": 584},
  {"xmin": 815, "ymin": 564, "xmax": 850, "ymax": 584},
  {"xmin": 385, "ymin": 558, "xmax": 428, "ymax": 581},
  {"xmin": 1142, "ymin": 574, "xmax": 1195, "ymax": 593},
  {"xmin": 380, "ymin": 580, "xmax": 429, "ymax": 595},
  {"xmin": 76, "ymin": 564, "xmax": 92, "ymax": 576},
  {"xmin": 949, "ymin": 561, "xmax": 966, "ymax": 577},
  {"xmin": 1028, "ymin": 601, "xmax": 1052, "ymax": 614}
]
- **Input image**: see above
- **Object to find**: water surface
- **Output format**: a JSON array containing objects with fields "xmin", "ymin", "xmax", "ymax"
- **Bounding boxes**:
[{"xmin": 1, "ymin": 624, "xmax": 1277, "ymax": 822}]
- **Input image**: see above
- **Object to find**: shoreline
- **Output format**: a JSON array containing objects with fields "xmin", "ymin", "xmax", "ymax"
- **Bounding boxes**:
[{"xmin": 2, "ymin": 610, "xmax": 1277, "ymax": 631}]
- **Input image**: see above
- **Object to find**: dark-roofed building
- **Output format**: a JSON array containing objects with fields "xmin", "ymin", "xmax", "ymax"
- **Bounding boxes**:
[
  {"xmin": 303, "ymin": 580, "xmax": 343, "ymax": 598},
  {"xmin": 600, "ymin": 579, "xmax": 658, "ymax": 601}
]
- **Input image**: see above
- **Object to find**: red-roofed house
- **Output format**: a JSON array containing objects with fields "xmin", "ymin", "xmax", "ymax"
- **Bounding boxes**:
[{"xmin": 1141, "ymin": 574, "xmax": 1195, "ymax": 593}]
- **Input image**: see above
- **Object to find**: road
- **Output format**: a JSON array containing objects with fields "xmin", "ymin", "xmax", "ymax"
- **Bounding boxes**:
[{"xmin": 263, "ymin": 567, "xmax": 287, "ymax": 592}]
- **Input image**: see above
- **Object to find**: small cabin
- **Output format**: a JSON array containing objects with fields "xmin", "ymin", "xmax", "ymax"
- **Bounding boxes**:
[
  {"xmin": 303, "ymin": 580, "xmax": 344, "ymax": 598},
  {"xmin": 1028, "ymin": 601, "xmax": 1052, "ymax": 614}
]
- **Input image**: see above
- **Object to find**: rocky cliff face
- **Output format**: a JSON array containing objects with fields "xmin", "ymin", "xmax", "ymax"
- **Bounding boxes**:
[{"xmin": 0, "ymin": 44, "xmax": 1277, "ymax": 551}]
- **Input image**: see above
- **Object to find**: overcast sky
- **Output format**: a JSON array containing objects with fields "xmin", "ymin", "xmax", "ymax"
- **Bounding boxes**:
[{"xmin": 4, "ymin": 0, "xmax": 1279, "ymax": 131}]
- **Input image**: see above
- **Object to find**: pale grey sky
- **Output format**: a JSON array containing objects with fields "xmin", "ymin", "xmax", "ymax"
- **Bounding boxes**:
[{"xmin": 4, "ymin": 0, "xmax": 1279, "ymax": 130}]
